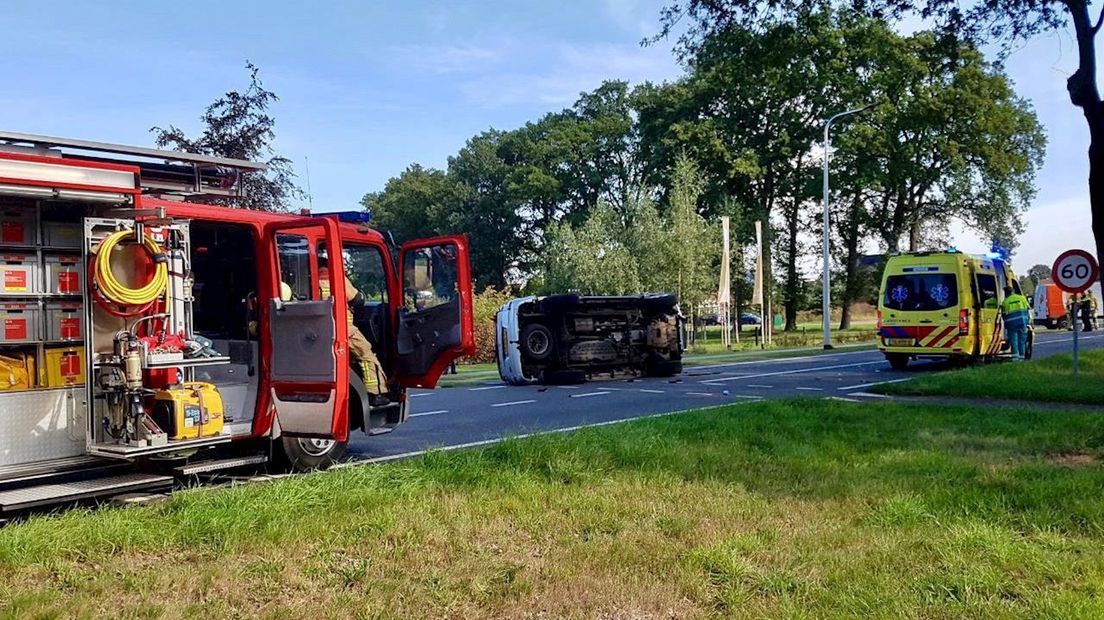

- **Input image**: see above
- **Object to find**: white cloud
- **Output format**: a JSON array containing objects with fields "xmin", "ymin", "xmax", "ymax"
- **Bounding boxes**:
[
  {"xmin": 454, "ymin": 40, "xmax": 680, "ymax": 108},
  {"xmin": 391, "ymin": 42, "xmax": 505, "ymax": 75}
]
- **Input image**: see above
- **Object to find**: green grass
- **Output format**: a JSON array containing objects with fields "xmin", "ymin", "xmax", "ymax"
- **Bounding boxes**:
[
  {"xmin": 878, "ymin": 348, "xmax": 1104, "ymax": 405},
  {"xmin": 2, "ymin": 400, "xmax": 1104, "ymax": 618}
]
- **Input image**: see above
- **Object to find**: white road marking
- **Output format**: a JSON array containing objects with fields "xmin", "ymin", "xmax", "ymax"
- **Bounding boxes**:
[
  {"xmin": 850, "ymin": 391, "xmax": 892, "ymax": 399},
  {"xmin": 746, "ymin": 384, "xmax": 774, "ymax": 389},
  {"xmin": 340, "ymin": 402, "xmax": 757, "ymax": 468},
  {"xmin": 686, "ymin": 391, "xmax": 714, "ymax": 396},
  {"xmin": 469, "ymin": 385, "xmax": 507, "ymax": 391},
  {"xmin": 639, "ymin": 389, "xmax": 665, "ymax": 394},
  {"xmin": 687, "ymin": 348, "xmax": 875, "ymax": 371},
  {"xmin": 409, "ymin": 392, "xmax": 433, "ymax": 398},
  {"xmin": 411, "ymin": 409, "xmax": 449, "ymax": 417},
  {"xmin": 571, "ymin": 391, "xmax": 612, "ymax": 398},
  {"xmin": 729, "ymin": 394, "xmax": 762, "ymax": 399},
  {"xmin": 837, "ymin": 378, "xmax": 912, "ymax": 391},
  {"xmin": 795, "ymin": 387, "xmax": 824, "ymax": 392},
  {"xmin": 558, "ymin": 385, "xmax": 583, "ymax": 390},
  {"xmin": 491, "ymin": 399, "xmax": 536, "ymax": 408},
  {"xmin": 826, "ymin": 396, "xmax": 861, "ymax": 403},
  {"xmin": 701, "ymin": 360, "xmax": 886, "ymax": 384}
]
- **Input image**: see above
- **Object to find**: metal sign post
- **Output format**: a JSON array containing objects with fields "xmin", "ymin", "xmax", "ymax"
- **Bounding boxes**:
[{"xmin": 1051, "ymin": 249, "xmax": 1100, "ymax": 376}]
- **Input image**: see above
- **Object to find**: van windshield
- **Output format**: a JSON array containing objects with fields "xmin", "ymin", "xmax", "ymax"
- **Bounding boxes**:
[{"xmin": 883, "ymin": 273, "xmax": 958, "ymax": 311}]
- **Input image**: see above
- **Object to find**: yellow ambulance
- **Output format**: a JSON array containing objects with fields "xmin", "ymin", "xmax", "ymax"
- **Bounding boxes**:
[{"xmin": 877, "ymin": 251, "xmax": 1032, "ymax": 369}]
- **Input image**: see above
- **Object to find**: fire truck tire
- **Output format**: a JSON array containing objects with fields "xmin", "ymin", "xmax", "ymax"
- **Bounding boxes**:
[
  {"xmin": 886, "ymin": 353, "xmax": 909, "ymax": 371},
  {"xmin": 278, "ymin": 435, "xmax": 348, "ymax": 472}
]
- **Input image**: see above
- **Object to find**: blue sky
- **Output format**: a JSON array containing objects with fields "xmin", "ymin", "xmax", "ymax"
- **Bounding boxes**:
[{"xmin": 0, "ymin": 0, "xmax": 1095, "ymax": 270}]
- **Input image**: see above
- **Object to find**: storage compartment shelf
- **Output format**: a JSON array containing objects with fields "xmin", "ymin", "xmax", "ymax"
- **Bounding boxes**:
[
  {"xmin": 144, "ymin": 356, "xmax": 231, "ymax": 369},
  {"xmin": 88, "ymin": 434, "xmax": 231, "ymax": 459}
]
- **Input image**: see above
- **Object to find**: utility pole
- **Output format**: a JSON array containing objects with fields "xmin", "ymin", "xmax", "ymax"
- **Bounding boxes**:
[{"xmin": 822, "ymin": 103, "xmax": 874, "ymax": 350}]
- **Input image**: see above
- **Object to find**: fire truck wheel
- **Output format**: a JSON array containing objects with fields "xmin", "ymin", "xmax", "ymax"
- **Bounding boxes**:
[{"xmin": 279, "ymin": 435, "xmax": 348, "ymax": 471}]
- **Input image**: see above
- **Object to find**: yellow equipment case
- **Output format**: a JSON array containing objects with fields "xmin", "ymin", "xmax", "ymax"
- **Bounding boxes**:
[{"xmin": 149, "ymin": 382, "xmax": 225, "ymax": 440}]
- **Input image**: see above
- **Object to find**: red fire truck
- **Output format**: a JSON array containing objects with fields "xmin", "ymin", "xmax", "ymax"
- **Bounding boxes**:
[{"xmin": 0, "ymin": 131, "xmax": 474, "ymax": 511}]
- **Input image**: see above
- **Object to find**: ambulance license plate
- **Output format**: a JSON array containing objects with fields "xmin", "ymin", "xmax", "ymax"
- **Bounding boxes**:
[{"xmin": 887, "ymin": 338, "xmax": 914, "ymax": 347}]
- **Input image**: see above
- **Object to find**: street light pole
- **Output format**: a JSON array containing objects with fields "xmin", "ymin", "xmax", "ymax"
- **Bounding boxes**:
[{"xmin": 822, "ymin": 103, "xmax": 874, "ymax": 350}]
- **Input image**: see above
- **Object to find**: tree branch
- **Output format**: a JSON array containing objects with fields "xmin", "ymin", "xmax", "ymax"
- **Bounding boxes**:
[{"xmin": 1094, "ymin": 2, "xmax": 1104, "ymax": 34}]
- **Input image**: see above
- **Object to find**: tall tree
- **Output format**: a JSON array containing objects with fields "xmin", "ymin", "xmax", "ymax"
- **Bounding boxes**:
[
  {"xmin": 655, "ymin": 0, "xmax": 1102, "ymax": 292},
  {"xmin": 151, "ymin": 62, "xmax": 303, "ymax": 212}
]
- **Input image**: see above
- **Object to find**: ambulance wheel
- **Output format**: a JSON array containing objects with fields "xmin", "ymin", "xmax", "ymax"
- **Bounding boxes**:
[
  {"xmin": 278, "ymin": 435, "xmax": 348, "ymax": 472},
  {"xmin": 886, "ymin": 354, "xmax": 910, "ymax": 371}
]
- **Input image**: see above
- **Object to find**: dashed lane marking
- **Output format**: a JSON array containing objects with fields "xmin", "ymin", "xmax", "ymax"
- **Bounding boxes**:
[
  {"xmin": 826, "ymin": 396, "xmax": 861, "ymax": 403},
  {"xmin": 851, "ymin": 391, "xmax": 891, "ymax": 399},
  {"xmin": 701, "ymin": 360, "xmax": 886, "ymax": 384},
  {"xmin": 340, "ymin": 402, "xmax": 757, "ymax": 468},
  {"xmin": 686, "ymin": 392, "xmax": 714, "ymax": 396},
  {"xmin": 639, "ymin": 389, "xmax": 665, "ymax": 394},
  {"xmin": 746, "ymin": 384, "xmax": 774, "ymax": 389},
  {"xmin": 411, "ymin": 410, "xmax": 449, "ymax": 417},
  {"xmin": 795, "ymin": 387, "xmax": 824, "ymax": 392},
  {"xmin": 838, "ymin": 378, "xmax": 911, "ymax": 391},
  {"xmin": 469, "ymin": 385, "xmax": 507, "ymax": 391},
  {"xmin": 570, "ymin": 391, "xmax": 612, "ymax": 398},
  {"xmin": 491, "ymin": 400, "xmax": 537, "ymax": 408},
  {"xmin": 409, "ymin": 392, "xmax": 433, "ymax": 398}
]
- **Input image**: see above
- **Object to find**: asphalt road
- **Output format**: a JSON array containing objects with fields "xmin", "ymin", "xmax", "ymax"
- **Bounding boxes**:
[{"xmin": 346, "ymin": 331, "xmax": 1104, "ymax": 461}]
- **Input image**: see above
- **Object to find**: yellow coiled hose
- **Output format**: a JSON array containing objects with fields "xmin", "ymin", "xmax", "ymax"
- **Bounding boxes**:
[{"xmin": 93, "ymin": 230, "xmax": 168, "ymax": 308}]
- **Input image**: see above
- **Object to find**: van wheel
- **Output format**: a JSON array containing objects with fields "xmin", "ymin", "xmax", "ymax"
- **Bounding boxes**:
[
  {"xmin": 886, "ymin": 354, "xmax": 909, "ymax": 371},
  {"xmin": 521, "ymin": 323, "xmax": 554, "ymax": 361},
  {"xmin": 1024, "ymin": 334, "xmax": 1034, "ymax": 360},
  {"xmin": 1057, "ymin": 317, "xmax": 1069, "ymax": 330},
  {"xmin": 646, "ymin": 358, "xmax": 683, "ymax": 377},
  {"xmin": 278, "ymin": 435, "xmax": 348, "ymax": 472}
]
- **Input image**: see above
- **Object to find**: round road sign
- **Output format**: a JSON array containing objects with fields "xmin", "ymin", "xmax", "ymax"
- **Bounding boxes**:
[{"xmin": 1052, "ymin": 249, "xmax": 1100, "ymax": 294}]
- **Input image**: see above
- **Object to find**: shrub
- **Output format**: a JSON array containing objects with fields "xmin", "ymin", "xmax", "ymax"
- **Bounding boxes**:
[{"xmin": 468, "ymin": 285, "xmax": 515, "ymax": 364}]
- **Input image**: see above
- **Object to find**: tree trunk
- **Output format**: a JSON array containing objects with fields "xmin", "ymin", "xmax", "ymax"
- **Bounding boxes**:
[
  {"xmin": 1065, "ymin": 0, "xmax": 1104, "ymax": 291},
  {"xmin": 839, "ymin": 196, "xmax": 862, "ymax": 331},
  {"xmin": 784, "ymin": 200, "xmax": 800, "ymax": 332},
  {"xmin": 908, "ymin": 216, "xmax": 920, "ymax": 252}
]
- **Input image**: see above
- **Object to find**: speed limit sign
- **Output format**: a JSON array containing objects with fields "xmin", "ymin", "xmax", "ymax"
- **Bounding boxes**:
[{"xmin": 1052, "ymin": 249, "xmax": 1100, "ymax": 294}]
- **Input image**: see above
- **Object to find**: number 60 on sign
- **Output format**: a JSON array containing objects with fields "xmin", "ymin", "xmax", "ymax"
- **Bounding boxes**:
[{"xmin": 1052, "ymin": 249, "xmax": 1100, "ymax": 294}]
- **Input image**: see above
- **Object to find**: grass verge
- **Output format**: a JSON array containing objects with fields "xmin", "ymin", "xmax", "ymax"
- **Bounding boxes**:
[
  {"xmin": 2, "ymin": 399, "xmax": 1104, "ymax": 618},
  {"xmin": 877, "ymin": 348, "xmax": 1104, "ymax": 405}
]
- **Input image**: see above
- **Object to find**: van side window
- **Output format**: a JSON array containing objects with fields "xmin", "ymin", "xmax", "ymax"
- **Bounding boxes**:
[{"xmin": 977, "ymin": 274, "xmax": 999, "ymax": 308}]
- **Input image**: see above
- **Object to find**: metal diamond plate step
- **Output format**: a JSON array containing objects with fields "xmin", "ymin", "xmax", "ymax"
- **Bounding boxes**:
[
  {"xmin": 0, "ymin": 473, "xmax": 173, "ymax": 512},
  {"xmin": 174, "ymin": 455, "xmax": 268, "ymax": 476}
]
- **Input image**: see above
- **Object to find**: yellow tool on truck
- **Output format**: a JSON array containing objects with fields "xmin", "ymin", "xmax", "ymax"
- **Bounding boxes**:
[{"xmin": 877, "ymin": 251, "xmax": 1033, "ymax": 370}]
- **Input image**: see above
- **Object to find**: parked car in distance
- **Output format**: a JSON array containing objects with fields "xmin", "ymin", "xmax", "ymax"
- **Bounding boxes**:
[
  {"xmin": 739, "ymin": 312, "xmax": 762, "ymax": 325},
  {"xmin": 496, "ymin": 294, "xmax": 686, "ymax": 385}
]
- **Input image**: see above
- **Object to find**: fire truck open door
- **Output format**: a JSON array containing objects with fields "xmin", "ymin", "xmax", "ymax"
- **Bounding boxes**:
[
  {"xmin": 263, "ymin": 218, "xmax": 350, "ymax": 441},
  {"xmin": 396, "ymin": 235, "xmax": 475, "ymax": 388}
]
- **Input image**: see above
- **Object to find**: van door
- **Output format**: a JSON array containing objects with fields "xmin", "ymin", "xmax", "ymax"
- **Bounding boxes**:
[
  {"xmin": 262, "ymin": 218, "xmax": 350, "ymax": 440},
  {"xmin": 974, "ymin": 271, "xmax": 1002, "ymax": 357},
  {"xmin": 395, "ymin": 235, "xmax": 475, "ymax": 388}
]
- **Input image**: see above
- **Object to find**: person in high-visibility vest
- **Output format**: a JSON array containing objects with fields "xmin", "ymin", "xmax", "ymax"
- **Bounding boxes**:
[{"xmin": 1001, "ymin": 286, "xmax": 1031, "ymax": 361}]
